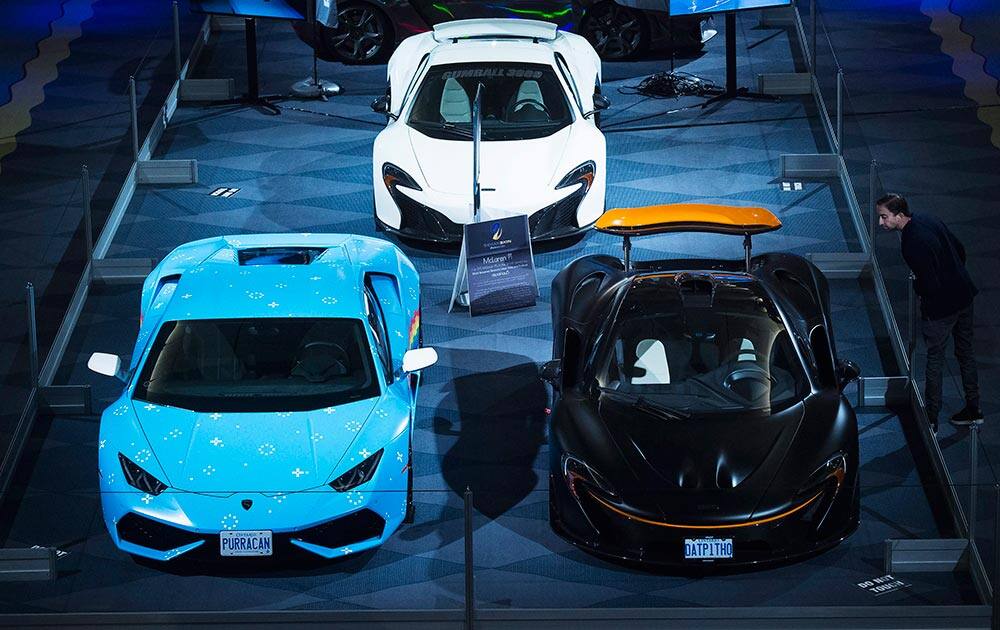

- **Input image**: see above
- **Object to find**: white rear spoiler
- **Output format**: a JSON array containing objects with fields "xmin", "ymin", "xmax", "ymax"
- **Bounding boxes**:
[{"xmin": 432, "ymin": 19, "xmax": 558, "ymax": 44}]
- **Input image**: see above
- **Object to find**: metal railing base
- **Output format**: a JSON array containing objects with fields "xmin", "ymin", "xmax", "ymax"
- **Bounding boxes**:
[
  {"xmin": 781, "ymin": 153, "xmax": 841, "ymax": 178},
  {"xmin": 886, "ymin": 538, "xmax": 969, "ymax": 573},
  {"xmin": 179, "ymin": 78, "xmax": 235, "ymax": 101},
  {"xmin": 38, "ymin": 385, "xmax": 91, "ymax": 416},
  {"xmin": 0, "ymin": 547, "xmax": 56, "ymax": 582},
  {"xmin": 137, "ymin": 159, "xmax": 198, "ymax": 185},
  {"xmin": 758, "ymin": 72, "xmax": 813, "ymax": 95}
]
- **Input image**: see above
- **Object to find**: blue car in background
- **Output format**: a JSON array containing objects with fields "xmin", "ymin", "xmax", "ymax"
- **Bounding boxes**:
[{"xmin": 88, "ymin": 234, "xmax": 437, "ymax": 561}]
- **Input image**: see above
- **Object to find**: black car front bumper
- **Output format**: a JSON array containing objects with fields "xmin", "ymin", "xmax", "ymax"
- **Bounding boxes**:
[{"xmin": 549, "ymin": 473, "xmax": 860, "ymax": 570}]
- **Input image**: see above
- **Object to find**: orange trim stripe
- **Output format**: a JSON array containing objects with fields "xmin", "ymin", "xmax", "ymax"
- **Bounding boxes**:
[
  {"xmin": 589, "ymin": 491, "xmax": 823, "ymax": 530},
  {"xmin": 595, "ymin": 203, "xmax": 781, "ymax": 237}
]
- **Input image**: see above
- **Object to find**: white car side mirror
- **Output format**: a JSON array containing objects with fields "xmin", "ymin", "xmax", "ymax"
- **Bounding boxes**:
[
  {"xmin": 402, "ymin": 347, "xmax": 438, "ymax": 373},
  {"xmin": 88, "ymin": 352, "xmax": 124, "ymax": 381}
]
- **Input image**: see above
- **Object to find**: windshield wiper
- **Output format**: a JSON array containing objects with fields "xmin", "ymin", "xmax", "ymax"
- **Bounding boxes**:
[
  {"xmin": 416, "ymin": 121, "xmax": 473, "ymax": 138},
  {"xmin": 600, "ymin": 389, "xmax": 691, "ymax": 421}
]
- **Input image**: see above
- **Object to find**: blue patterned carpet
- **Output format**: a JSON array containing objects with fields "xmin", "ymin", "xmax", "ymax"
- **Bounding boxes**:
[{"xmin": 0, "ymin": 8, "xmax": 981, "ymax": 614}]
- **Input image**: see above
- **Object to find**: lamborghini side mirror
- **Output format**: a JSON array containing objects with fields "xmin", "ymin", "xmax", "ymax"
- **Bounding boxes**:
[
  {"xmin": 88, "ymin": 352, "xmax": 127, "ymax": 382},
  {"xmin": 540, "ymin": 359, "xmax": 562, "ymax": 388},
  {"xmin": 403, "ymin": 347, "xmax": 438, "ymax": 373},
  {"xmin": 836, "ymin": 359, "xmax": 860, "ymax": 390}
]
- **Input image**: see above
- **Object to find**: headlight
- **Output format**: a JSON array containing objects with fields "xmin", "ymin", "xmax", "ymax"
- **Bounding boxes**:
[
  {"xmin": 118, "ymin": 453, "xmax": 167, "ymax": 496},
  {"xmin": 329, "ymin": 449, "xmax": 384, "ymax": 492},
  {"xmin": 562, "ymin": 453, "xmax": 616, "ymax": 499},
  {"xmin": 555, "ymin": 161, "xmax": 596, "ymax": 194},
  {"xmin": 383, "ymin": 163, "xmax": 422, "ymax": 191},
  {"xmin": 801, "ymin": 452, "xmax": 848, "ymax": 494}
]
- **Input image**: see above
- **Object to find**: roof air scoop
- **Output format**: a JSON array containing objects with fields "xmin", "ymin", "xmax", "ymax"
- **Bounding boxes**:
[{"xmin": 237, "ymin": 247, "xmax": 328, "ymax": 266}]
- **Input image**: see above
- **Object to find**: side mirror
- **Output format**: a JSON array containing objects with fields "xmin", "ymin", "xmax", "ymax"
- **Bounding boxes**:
[
  {"xmin": 88, "ymin": 352, "xmax": 125, "ymax": 382},
  {"xmin": 371, "ymin": 95, "xmax": 396, "ymax": 119},
  {"xmin": 583, "ymin": 93, "xmax": 611, "ymax": 118},
  {"xmin": 836, "ymin": 359, "xmax": 861, "ymax": 389},
  {"xmin": 403, "ymin": 347, "xmax": 438, "ymax": 373},
  {"xmin": 540, "ymin": 359, "xmax": 562, "ymax": 387}
]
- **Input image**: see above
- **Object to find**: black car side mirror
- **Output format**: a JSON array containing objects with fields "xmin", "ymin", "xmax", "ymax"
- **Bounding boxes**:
[
  {"xmin": 540, "ymin": 359, "xmax": 562, "ymax": 388},
  {"xmin": 371, "ymin": 95, "xmax": 396, "ymax": 119},
  {"xmin": 836, "ymin": 359, "xmax": 861, "ymax": 390},
  {"xmin": 583, "ymin": 93, "xmax": 611, "ymax": 119}
]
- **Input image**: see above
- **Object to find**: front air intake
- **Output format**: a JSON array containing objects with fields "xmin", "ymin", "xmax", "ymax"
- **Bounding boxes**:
[{"xmin": 237, "ymin": 247, "xmax": 327, "ymax": 266}]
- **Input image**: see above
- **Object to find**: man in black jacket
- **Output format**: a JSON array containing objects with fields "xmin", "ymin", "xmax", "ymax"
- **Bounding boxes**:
[{"xmin": 877, "ymin": 194, "xmax": 981, "ymax": 432}]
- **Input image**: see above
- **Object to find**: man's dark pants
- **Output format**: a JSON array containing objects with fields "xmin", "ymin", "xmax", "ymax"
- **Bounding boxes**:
[{"xmin": 921, "ymin": 302, "xmax": 980, "ymax": 422}]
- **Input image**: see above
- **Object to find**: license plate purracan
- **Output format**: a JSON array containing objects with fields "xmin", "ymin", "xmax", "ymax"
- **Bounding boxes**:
[
  {"xmin": 220, "ymin": 530, "xmax": 273, "ymax": 557},
  {"xmin": 684, "ymin": 538, "xmax": 733, "ymax": 560}
]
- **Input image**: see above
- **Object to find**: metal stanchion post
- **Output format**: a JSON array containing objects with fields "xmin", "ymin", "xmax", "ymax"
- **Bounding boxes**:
[
  {"xmin": 810, "ymin": 0, "xmax": 817, "ymax": 73},
  {"xmin": 173, "ymin": 1, "xmax": 182, "ymax": 80},
  {"xmin": 82, "ymin": 165, "xmax": 92, "ymax": 265},
  {"xmin": 129, "ymin": 76, "xmax": 139, "ymax": 161},
  {"xmin": 464, "ymin": 487, "xmax": 474, "ymax": 630},
  {"xmin": 836, "ymin": 69, "xmax": 843, "ymax": 155},
  {"xmin": 868, "ymin": 160, "xmax": 877, "ymax": 250},
  {"xmin": 26, "ymin": 283, "xmax": 38, "ymax": 391},
  {"xmin": 992, "ymin": 485, "xmax": 999, "ymax": 626},
  {"xmin": 907, "ymin": 275, "xmax": 917, "ymax": 371},
  {"xmin": 970, "ymin": 423, "xmax": 980, "ymax": 545}
]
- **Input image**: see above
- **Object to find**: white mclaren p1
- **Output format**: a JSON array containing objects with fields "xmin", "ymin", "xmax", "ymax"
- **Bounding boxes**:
[{"xmin": 371, "ymin": 19, "xmax": 608, "ymax": 243}]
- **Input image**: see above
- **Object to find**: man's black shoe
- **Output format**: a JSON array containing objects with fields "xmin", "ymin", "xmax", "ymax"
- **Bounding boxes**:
[{"xmin": 950, "ymin": 405, "xmax": 984, "ymax": 426}]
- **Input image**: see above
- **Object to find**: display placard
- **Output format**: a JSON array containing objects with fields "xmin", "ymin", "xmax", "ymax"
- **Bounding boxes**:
[
  {"xmin": 463, "ymin": 215, "xmax": 537, "ymax": 316},
  {"xmin": 669, "ymin": 0, "xmax": 791, "ymax": 16}
]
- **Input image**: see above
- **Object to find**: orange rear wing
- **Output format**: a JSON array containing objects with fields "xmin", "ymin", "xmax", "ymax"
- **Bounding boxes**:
[{"xmin": 594, "ymin": 203, "xmax": 781, "ymax": 271}]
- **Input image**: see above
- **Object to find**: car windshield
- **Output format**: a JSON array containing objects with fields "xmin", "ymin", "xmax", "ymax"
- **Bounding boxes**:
[
  {"xmin": 134, "ymin": 318, "xmax": 380, "ymax": 413},
  {"xmin": 407, "ymin": 62, "xmax": 573, "ymax": 141},
  {"xmin": 596, "ymin": 275, "xmax": 809, "ymax": 415}
]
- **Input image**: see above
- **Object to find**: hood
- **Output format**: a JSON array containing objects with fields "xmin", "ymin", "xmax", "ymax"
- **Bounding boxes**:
[
  {"xmin": 407, "ymin": 126, "xmax": 572, "ymax": 195},
  {"xmin": 596, "ymin": 394, "xmax": 804, "ymax": 520},
  {"xmin": 131, "ymin": 397, "xmax": 380, "ymax": 493}
]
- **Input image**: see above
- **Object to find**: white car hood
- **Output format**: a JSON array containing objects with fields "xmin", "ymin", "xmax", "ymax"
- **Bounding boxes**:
[{"xmin": 408, "ymin": 126, "xmax": 572, "ymax": 196}]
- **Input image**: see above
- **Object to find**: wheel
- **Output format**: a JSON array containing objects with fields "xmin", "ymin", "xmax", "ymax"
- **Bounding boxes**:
[
  {"xmin": 580, "ymin": 2, "xmax": 649, "ymax": 61},
  {"xmin": 319, "ymin": 2, "xmax": 393, "ymax": 64}
]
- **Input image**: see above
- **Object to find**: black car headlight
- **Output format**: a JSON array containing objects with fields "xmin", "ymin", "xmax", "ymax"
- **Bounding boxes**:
[
  {"xmin": 383, "ymin": 163, "xmax": 422, "ymax": 192},
  {"xmin": 562, "ymin": 453, "xmax": 616, "ymax": 500},
  {"xmin": 329, "ymin": 449, "xmax": 384, "ymax": 492},
  {"xmin": 801, "ymin": 452, "xmax": 848, "ymax": 494},
  {"xmin": 555, "ymin": 161, "xmax": 596, "ymax": 194},
  {"xmin": 118, "ymin": 453, "xmax": 168, "ymax": 496}
]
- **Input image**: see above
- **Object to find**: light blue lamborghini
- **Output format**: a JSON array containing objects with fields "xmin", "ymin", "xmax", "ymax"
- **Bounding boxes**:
[{"xmin": 88, "ymin": 234, "xmax": 436, "ymax": 561}]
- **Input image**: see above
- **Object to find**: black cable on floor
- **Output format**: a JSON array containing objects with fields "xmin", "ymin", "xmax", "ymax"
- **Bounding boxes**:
[
  {"xmin": 273, "ymin": 103, "xmax": 386, "ymax": 128},
  {"xmin": 617, "ymin": 71, "xmax": 718, "ymax": 99}
]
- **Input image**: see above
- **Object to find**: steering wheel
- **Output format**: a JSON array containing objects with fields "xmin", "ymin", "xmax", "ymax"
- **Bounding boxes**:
[
  {"xmin": 723, "ymin": 367, "xmax": 775, "ymax": 400},
  {"xmin": 512, "ymin": 98, "xmax": 550, "ymax": 116},
  {"xmin": 292, "ymin": 341, "xmax": 350, "ymax": 383}
]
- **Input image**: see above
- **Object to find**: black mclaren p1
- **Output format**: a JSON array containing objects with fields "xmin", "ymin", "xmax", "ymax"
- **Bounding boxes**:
[
  {"xmin": 290, "ymin": 0, "xmax": 714, "ymax": 63},
  {"xmin": 542, "ymin": 203, "xmax": 861, "ymax": 569}
]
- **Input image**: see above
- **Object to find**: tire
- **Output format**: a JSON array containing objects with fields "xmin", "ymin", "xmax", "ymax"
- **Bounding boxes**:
[
  {"xmin": 580, "ymin": 2, "xmax": 649, "ymax": 61},
  {"xmin": 319, "ymin": 2, "xmax": 394, "ymax": 65}
]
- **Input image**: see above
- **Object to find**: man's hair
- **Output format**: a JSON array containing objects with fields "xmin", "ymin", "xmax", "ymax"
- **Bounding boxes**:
[{"xmin": 876, "ymin": 193, "xmax": 911, "ymax": 217}]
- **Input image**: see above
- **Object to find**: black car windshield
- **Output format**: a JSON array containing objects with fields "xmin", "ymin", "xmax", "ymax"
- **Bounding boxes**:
[
  {"xmin": 407, "ymin": 62, "xmax": 572, "ymax": 141},
  {"xmin": 134, "ymin": 318, "xmax": 380, "ymax": 413},
  {"xmin": 597, "ymin": 275, "xmax": 809, "ymax": 415}
]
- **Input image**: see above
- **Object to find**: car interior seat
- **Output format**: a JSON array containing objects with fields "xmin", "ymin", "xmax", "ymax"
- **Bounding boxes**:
[{"xmin": 440, "ymin": 77, "xmax": 471, "ymax": 123}]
